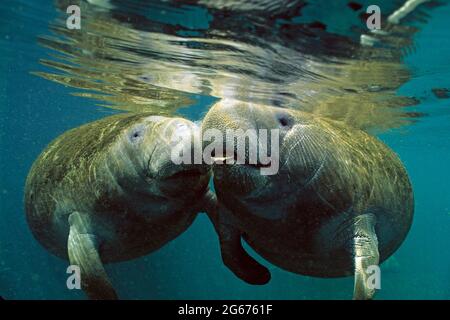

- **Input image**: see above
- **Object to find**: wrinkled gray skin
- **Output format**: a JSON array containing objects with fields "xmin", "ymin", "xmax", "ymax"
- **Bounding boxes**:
[
  {"xmin": 202, "ymin": 102, "xmax": 414, "ymax": 300},
  {"xmin": 25, "ymin": 113, "xmax": 214, "ymax": 299}
]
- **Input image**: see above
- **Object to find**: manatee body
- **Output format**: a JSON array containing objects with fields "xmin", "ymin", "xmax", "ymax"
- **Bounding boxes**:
[
  {"xmin": 25, "ymin": 112, "xmax": 212, "ymax": 299},
  {"xmin": 202, "ymin": 102, "xmax": 414, "ymax": 299}
]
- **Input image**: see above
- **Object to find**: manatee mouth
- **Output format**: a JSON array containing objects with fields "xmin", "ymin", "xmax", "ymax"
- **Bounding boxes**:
[
  {"xmin": 245, "ymin": 160, "xmax": 272, "ymax": 169},
  {"xmin": 212, "ymin": 152, "xmax": 272, "ymax": 169},
  {"xmin": 148, "ymin": 152, "xmax": 206, "ymax": 181},
  {"xmin": 164, "ymin": 168, "xmax": 204, "ymax": 181}
]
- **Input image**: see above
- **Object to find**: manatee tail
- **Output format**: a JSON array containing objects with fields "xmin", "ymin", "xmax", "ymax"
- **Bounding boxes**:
[
  {"xmin": 68, "ymin": 212, "xmax": 118, "ymax": 300},
  {"xmin": 352, "ymin": 213, "xmax": 380, "ymax": 300},
  {"xmin": 202, "ymin": 191, "xmax": 271, "ymax": 285}
]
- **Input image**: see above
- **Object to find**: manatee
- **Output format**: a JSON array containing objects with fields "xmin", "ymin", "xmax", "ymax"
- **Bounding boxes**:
[
  {"xmin": 201, "ymin": 102, "xmax": 414, "ymax": 299},
  {"xmin": 25, "ymin": 112, "xmax": 215, "ymax": 299}
]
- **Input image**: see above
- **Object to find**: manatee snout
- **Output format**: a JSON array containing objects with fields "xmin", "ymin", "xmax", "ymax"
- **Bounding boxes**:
[
  {"xmin": 146, "ymin": 118, "xmax": 199, "ymax": 173},
  {"xmin": 201, "ymin": 102, "xmax": 301, "ymax": 199},
  {"xmin": 201, "ymin": 103, "xmax": 299, "ymax": 188},
  {"xmin": 142, "ymin": 117, "xmax": 209, "ymax": 197}
]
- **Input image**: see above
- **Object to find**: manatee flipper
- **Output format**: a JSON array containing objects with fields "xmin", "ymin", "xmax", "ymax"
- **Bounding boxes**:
[
  {"xmin": 352, "ymin": 213, "xmax": 379, "ymax": 300},
  {"xmin": 219, "ymin": 222, "xmax": 271, "ymax": 285},
  {"xmin": 203, "ymin": 194, "xmax": 270, "ymax": 285},
  {"xmin": 68, "ymin": 212, "xmax": 118, "ymax": 300}
]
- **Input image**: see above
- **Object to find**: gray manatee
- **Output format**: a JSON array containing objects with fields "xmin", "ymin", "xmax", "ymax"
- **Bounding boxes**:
[
  {"xmin": 25, "ymin": 112, "xmax": 215, "ymax": 299},
  {"xmin": 202, "ymin": 102, "xmax": 414, "ymax": 300}
]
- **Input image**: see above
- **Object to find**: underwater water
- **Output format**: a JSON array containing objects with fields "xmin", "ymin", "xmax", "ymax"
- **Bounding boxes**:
[{"xmin": 0, "ymin": 0, "xmax": 449, "ymax": 299}]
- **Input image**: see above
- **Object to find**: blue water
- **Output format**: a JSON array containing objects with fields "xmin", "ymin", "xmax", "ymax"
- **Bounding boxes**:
[{"xmin": 0, "ymin": 0, "xmax": 449, "ymax": 299}]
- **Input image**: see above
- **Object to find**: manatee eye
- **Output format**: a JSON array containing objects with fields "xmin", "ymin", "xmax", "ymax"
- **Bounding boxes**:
[
  {"xmin": 279, "ymin": 117, "xmax": 288, "ymax": 126},
  {"xmin": 276, "ymin": 113, "xmax": 294, "ymax": 129},
  {"xmin": 129, "ymin": 125, "xmax": 145, "ymax": 143}
]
